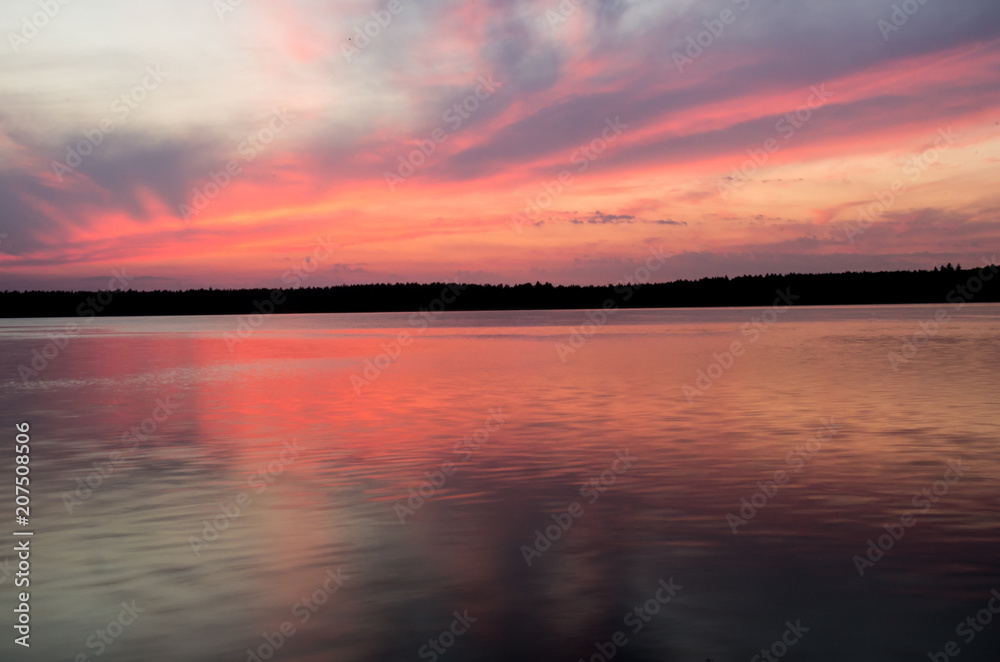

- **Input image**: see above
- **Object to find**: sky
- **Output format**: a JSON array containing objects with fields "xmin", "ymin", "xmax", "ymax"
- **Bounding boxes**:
[{"xmin": 0, "ymin": 0, "xmax": 998, "ymax": 290}]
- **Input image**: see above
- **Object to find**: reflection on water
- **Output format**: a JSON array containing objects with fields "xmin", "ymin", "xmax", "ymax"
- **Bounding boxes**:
[{"xmin": 1, "ymin": 305, "xmax": 999, "ymax": 661}]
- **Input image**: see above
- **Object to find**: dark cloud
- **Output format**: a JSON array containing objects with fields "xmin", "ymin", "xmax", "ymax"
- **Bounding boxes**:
[
  {"xmin": 570, "ymin": 211, "xmax": 636, "ymax": 224},
  {"xmin": 438, "ymin": 0, "xmax": 1000, "ymax": 182},
  {"xmin": 568, "ymin": 212, "xmax": 685, "ymax": 226}
]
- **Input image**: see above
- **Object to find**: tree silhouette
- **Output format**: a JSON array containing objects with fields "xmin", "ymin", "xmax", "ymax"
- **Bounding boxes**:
[{"xmin": 1, "ymin": 265, "xmax": 997, "ymax": 318}]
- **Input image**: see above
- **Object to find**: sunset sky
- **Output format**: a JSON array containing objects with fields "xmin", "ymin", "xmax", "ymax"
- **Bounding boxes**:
[{"xmin": 1, "ymin": 0, "xmax": 998, "ymax": 290}]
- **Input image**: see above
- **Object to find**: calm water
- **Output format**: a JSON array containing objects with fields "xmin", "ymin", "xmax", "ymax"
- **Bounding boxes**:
[{"xmin": 1, "ymin": 305, "xmax": 999, "ymax": 662}]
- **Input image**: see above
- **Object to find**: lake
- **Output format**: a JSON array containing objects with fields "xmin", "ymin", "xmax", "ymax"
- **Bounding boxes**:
[{"xmin": 1, "ymin": 304, "xmax": 999, "ymax": 661}]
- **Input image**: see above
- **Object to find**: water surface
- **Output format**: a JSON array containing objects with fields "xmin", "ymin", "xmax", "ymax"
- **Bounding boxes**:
[{"xmin": 1, "ymin": 305, "xmax": 998, "ymax": 661}]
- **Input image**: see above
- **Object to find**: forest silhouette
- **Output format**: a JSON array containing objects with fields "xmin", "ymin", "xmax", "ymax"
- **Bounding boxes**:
[{"xmin": 1, "ymin": 264, "xmax": 997, "ymax": 318}]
